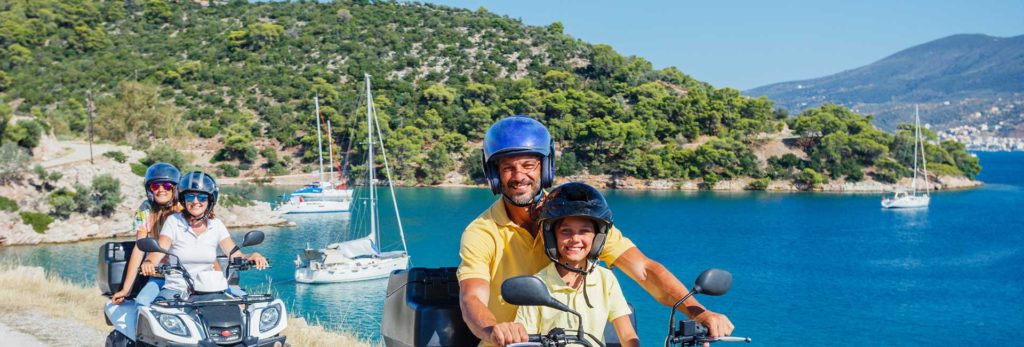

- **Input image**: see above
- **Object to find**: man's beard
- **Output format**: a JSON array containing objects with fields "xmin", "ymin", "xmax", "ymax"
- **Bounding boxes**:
[{"xmin": 503, "ymin": 178, "xmax": 540, "ymax": 205}]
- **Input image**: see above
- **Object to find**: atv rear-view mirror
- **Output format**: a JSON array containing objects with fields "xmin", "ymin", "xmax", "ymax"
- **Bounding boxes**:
[
  {"xmin": 242, "ymin": 230, "xmax": 265, "ymax": 247},
  {"xmin": 501, "ymin": 276, "xmax": 572, "ymax": 313},
  {"xmin": 693, "ymin": 268, "xmax": 732, "ymax": 296},
  {"xmin": 136, "ymin": 238, "xmax": 166, "ymax": 254}
]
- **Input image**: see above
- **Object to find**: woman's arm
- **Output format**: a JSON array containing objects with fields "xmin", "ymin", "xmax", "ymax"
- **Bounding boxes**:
[
  {"xmin": 141, "ymin": 235, "xmax": 173, "ymax": 276},
  {"xmin": 218, "ymin": 235, "xmax": 268, "ymax": 270},
  {"xmin": 111, "ymin": 227, "xmax": 150, "ymax": 304},
  {"xmin": 611, "ymin": 315, "xmax": 639, "ymax": 347}
]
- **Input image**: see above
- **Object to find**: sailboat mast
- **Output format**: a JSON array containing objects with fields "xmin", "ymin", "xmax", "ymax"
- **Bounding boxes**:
[
  {"xmin": 315, "ymin": 95, "xmax": 325, "ymax": 184},
  {"xmin": 327, "ymin": 120, "xmax": 335, "ymax": 184},
  {"xmin": 370, "ymin": 95, "xmax": 410, "ymax": 255},
  {"xmin": 911, "ymin": 106, "xmax": 919, "ymax": 194},
  {"xmin": 365, "ymin": 74, "xmax": 378, "ymax": 250},
  {"xmin": 918, "ymin": 106, "xmax": 930, "ymax": 194}
]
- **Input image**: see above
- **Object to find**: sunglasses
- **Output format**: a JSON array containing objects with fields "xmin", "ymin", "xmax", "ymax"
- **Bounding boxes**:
[
  {"xmin": 149, "ymin": 182, "xmax": 175, "ymax": 192},
  {"xmin": 182, "ymin": 193, "xmax": 210, "ymax": 203}
]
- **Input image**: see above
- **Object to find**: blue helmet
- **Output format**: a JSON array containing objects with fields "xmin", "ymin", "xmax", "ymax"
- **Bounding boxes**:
[
  {"xmin": 177, "ymin": 171, "xmax": 219, "ymax": 215},
  {"xmin": 144, "ymin": 162, "xmax": 180, "ymax": 206},
  {"xmin": 482, "ymin": 116, "xmax": 555, "ymax": 195}
]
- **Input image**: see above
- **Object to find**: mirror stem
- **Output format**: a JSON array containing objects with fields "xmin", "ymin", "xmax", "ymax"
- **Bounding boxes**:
[
  {"xmin": 573, "ymin": 310, "xmax": 584, "ymax": 343},
  {"xmin": 667, "ymin": 289, "xmax": 697, "ymax": 338}
]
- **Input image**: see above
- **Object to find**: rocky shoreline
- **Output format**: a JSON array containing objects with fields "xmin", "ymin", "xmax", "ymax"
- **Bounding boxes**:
[{"xmin": 0, "ymin": 141, "xmax": 291, "ymax": 246}]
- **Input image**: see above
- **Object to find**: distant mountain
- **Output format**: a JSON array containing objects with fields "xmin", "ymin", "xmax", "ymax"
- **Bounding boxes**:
[{"xmin": 746, "ymin": 34, "xmax": 1024, "ymax": 136}]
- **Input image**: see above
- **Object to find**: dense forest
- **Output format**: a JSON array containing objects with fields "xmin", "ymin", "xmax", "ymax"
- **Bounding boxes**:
[{"xmin": 0, "ymin": 0, "xmax": 980, "ymax": 189}]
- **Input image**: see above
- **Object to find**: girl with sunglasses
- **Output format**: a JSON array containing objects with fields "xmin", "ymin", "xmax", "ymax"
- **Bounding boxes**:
[
  {"xmin": 140, "ymin": 171, "xmax": 268, "ymax": 302},
  {"xmin": 111, "ymin": 163, "xmax": 182, "ymax": 305}
]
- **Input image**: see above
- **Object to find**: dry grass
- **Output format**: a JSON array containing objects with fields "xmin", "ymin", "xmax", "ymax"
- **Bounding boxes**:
[
  {"xmin": 0, "ymin": 263, "xmax": 376, "ymax": 346},
  {"xmin": 0, "ymin": 265, "xmax": 109, "ymax": 331}
]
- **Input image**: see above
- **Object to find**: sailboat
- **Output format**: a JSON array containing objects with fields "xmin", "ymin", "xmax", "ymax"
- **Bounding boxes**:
[
  {"xmin": 294, "ymin": 74, "xmax": 411, "ymax": 283},
  {"xmin": 882, "ymin": 106, "xmax": 931, "ymax": 209},
  {"xmin": 276, "ymin": 96, "xmax": 354, "ymax": 214}
]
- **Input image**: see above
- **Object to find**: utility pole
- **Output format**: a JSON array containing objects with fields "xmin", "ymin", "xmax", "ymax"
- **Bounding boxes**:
[{"xmin": 87, "ymin": 90, "xmax": 95, "ymax": 165}]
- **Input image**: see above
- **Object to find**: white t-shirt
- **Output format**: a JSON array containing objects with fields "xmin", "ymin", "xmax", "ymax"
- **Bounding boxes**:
[{"xmin": 159, "ymin": 213, "xmax": 231, "ymax": 292}]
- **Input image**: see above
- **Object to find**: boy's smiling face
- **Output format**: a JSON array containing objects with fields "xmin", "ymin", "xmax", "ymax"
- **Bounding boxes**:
[{"xmin": 555, "ymin": 216, "xmax": 596, "ymax": 264}]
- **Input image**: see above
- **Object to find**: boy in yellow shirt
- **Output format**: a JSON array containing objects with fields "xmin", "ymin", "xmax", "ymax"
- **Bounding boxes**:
[{"xmin": 514, "ymin": 182, "xmax": 639, "ymax": 347}]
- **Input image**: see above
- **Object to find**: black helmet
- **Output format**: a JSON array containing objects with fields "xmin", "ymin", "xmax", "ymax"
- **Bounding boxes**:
[
  {"xmin": 481, "ymin": 116, "xmax": 556, "ymax": 196},
  {"xmin": 177, "ymin": 171, "xmax": 219, "ymax": 215},
  {"xmin": 144, "ymin": 162, "xmax": 181, "ymax": 206},
  {"xmin": 539, "ymin": 182, "xmax": 612, "ymax": 265}
]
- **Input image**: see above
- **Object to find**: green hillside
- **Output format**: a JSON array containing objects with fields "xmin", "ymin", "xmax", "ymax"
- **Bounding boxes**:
[{"xmin": 0, "ymin": 0, "xmax": 979, "ymax": 188}]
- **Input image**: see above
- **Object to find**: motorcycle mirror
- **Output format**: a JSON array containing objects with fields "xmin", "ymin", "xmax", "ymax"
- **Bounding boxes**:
[
  {"xmin": 136, "ymin": 238, "xmax": 166, "ymax": 253},
  {"xmin": 241, "ymin": 230, "xmax": 265, "ymax": 247},
  {"xmin": 693, "ymin": 268, "xmax": 732, "ymax": 296},
  {"xmin": 501, "ymin": 276, "xmax": 572, "ymax": 312}
]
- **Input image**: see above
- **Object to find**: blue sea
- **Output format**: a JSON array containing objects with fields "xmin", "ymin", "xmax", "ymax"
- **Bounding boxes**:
[{"xmin": 2, "ymin": 152, "xmax": 1021, "ymax": 346}]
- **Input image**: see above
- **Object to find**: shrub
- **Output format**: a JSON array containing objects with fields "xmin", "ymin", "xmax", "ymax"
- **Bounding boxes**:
[
  {"xmin": 20, "ymin": 211, "xmax": 54, "ymax": 233},
  {"xmin": 130, "ymin": 162, "xmax": 148, "ymax": 177},
  {"xmin": 797, "ymin": 168, "xmax": 827, "ymax": 189},
  {"xmin": 141, "ymin": 144, "xmax": 189, "ymax": 170},
  {"xmin": 218, "ymin": 164, "xmax": 240, "ymax": 177},
  {"xmin": 702, "ymin": 172, "xmax": 721, "ymax": 190},
  {"xmin": 0, "ymin": 195, "xmax": 18, "ymax": 212},
  {"xmin": 103, "ymin": 151, "xmax": 128, "ymax": 163},
  {"xmin": 72, "ymin": 183, "xmax": 92, "ymax": 213},
  {"xmin": 33, "ymin": 165, "xmax": 63, "ymax": 191},
  {"xmin": 219, "ymin": 193, "xmax": 254, "ymax": 208},
  {"xmin": 48, "ymin": 189, "xmax": 78, "ymax": 219},
  {"xmin": 91, "ymin": 174, "xmax": 123, "ymax": 217},
  {"xmin": 745, "ymin": 177, "xmax": 770, "ymax": 191},
  {"xmin": 0, "ymin": 143, "xmax": 31, "ymax": 184}
]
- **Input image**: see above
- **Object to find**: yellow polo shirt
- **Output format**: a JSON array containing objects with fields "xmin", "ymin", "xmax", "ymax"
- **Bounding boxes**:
[
  {"xmin": 457, "ymin": 199, "xmax": 636, "ymax": 327},
  {"xmin": 514, "ymin": 263, "xmax": 631, "ymax": 346}
]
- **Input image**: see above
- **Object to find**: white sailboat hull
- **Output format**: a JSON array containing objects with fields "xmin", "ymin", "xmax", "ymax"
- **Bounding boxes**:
[
  {"xmin": 292, "ymin": 188, "xmax": 354, "ymax": 200},
  {"xmin": 882, "ymin": 194, "xmax": 930, "ymax": 208},
  {"xmin": 295, "ymin": 254, "xmax": 409, "ymax": 283},
  {"xmin": 276, "ymin": 199, "xmax": 352, "ymax": 214}
]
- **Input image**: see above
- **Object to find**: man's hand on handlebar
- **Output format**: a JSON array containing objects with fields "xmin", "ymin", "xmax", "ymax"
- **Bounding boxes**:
[
  {"xmin": 486, "ymin": 322, "xmax": 529, "ymax": 346},
  {"xmin": 694, "ymin": 310, "xmax": 734, "ymax": 340}
]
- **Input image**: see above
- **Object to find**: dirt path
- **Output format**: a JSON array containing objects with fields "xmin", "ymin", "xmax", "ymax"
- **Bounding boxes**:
[
  {"xmin": 0, "ymin": 311, "xmax": 106, "ymax": 347},
  {"xmin": 40, "ymin": 140, "xmax": 129, "ymax": 169}
]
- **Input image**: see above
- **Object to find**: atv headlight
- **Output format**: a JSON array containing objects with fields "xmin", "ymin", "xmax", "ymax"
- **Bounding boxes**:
[
  {"xmin": 259, "ymin": 304, "xmax": 282, "ymax": 333},
  {"xmin": 156, "ymin": 312, "xmax": 190, "ymax": 337}
]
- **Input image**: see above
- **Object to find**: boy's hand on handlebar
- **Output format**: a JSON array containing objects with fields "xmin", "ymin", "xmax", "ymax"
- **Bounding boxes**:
[
  {"xmin": 247, "ymin": 252, "xmax": 269, "ymax": 270},
  {"xmin": 695, "ymin": 310, "xmax": 734, "ymax": 339},
  {"xmin": 486, "ymin": 322, "xmax": 528, "ymax": 346},
  {"xmin": 140, "ymin": 260, "xmax": 157, "ymax": 276}
]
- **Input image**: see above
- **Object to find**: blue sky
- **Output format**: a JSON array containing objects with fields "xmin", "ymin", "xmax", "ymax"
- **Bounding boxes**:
[{"xmin": 423, "ymin": 0, "xmax": 1024, "ymax": 90}]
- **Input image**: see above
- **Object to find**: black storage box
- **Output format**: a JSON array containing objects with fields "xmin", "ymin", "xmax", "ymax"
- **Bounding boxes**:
[
  {"xmin": 97, "ymin": 241, "xmax": 146, "ymax": 297},
  {"xmin": 382, "ymin": 267, "xmax": 479, "ymax": 347}
]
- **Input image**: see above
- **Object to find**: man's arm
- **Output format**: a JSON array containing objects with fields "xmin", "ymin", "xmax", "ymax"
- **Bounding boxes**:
[
  {"xmin": 612, "ymin": 247, "xmax": 735, "ymax": 337},
  {"xmin": 459, "ymin": 278, "xmax": 527, "ymax": 346}
]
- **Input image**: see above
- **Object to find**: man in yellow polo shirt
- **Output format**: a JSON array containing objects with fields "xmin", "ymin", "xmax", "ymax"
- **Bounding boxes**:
[{"xmin": 458, "ymin": 116, "xmax": 735, "ymax": 346}]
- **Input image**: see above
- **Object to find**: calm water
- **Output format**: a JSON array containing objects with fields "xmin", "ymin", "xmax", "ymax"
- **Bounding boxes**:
[{"xmin": 2, "ymin": 152, "xmax": 1022, "ymax": 345}]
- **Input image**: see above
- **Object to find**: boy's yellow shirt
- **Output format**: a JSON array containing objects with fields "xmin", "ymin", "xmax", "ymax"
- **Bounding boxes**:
[
  {"xmin": 513, "ymin": 263, "xmax": 632, "ymax": 346},
  {"xmin": 457, "ymin": 199, "xmax": 636, "ymax": 323}
]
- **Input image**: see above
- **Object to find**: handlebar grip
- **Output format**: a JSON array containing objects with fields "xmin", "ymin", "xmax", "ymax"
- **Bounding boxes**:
[
  {"xmin": 713, "ymin": 337, "xmax": 752, "ymax": 343},
  {"xmin": 528, "ymin": 334, "xmax": 542, "ymax": 342}
]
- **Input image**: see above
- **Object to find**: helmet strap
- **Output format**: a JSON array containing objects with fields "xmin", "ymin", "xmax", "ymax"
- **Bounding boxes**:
[{"xmin": 551, "ymin": 259, "xmax": 597, "ymax": 309}]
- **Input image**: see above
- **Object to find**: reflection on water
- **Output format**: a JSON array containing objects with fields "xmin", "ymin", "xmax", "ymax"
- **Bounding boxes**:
[{"xmin": 292, "ymin": 279, "xmax": 389, "ymax": 339}]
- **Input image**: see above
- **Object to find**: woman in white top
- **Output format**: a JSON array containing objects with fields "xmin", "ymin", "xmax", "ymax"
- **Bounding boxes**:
[{"xmin": 140, "ymin": 171, "xmax": 267, "ymax": 301}]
